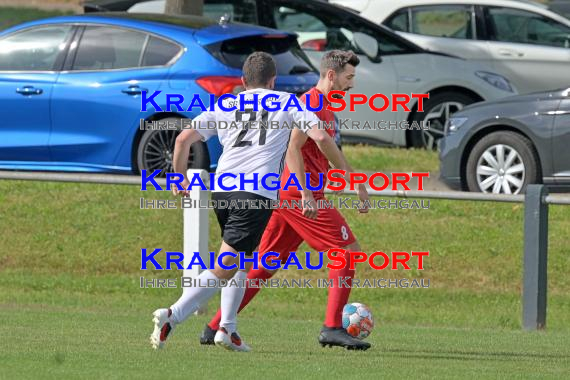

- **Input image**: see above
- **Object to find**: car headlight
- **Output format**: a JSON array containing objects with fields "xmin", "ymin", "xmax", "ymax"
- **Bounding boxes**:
[
  {"xmin": 446, "ymin": 116, "xmax": 468, "ymax": 134},
  {"xmin": 475, "ymin": 71, "xmax": 514, "ymax": 93}
]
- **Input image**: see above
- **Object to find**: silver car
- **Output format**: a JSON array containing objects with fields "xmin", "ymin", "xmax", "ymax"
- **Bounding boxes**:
[{"xmin": 333, "ymin": 0, "xmax": 570, "ymax": 95}]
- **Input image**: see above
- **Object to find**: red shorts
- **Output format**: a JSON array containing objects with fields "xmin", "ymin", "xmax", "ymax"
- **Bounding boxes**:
[{"xmin": 257, "ymin": 200, "xmax": 356, "ymax": 263}]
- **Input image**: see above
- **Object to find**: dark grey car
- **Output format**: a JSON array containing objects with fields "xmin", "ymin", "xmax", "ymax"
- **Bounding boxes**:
[{"xmin": 439, "ymin": 88, "xmax": 570, "ymax": 194}]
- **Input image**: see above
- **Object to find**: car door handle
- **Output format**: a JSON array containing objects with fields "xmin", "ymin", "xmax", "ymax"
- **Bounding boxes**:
[
  {"xmin": 121, "ymin": 85, "xmax": 147, "ymax": 95},
  {"xmin": 16, "ymin": 86, "xmax": 43, "ymax": 95},
  {"xmin": 399, "ymin": 76, "xmax": 421, "ymax": 83},
  {"xmin": 498, "ymin": 48, "xmax": 524, "ymax": 57},
  {"xmin": 540, "ymin": 110, "xmax": 570, "ymax": 115}
]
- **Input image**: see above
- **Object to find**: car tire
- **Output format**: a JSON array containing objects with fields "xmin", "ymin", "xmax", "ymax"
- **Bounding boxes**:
[
  {"xmin": 409, "ymin": 91, "xmax": 477, "ymax": 149},
  {"xmin": 136, "ymin": 118, "xmax": 210, "ymax": 175},
  {"xmin": 465, "ymin": 131, "xmax": 540, "ymax": 194}
]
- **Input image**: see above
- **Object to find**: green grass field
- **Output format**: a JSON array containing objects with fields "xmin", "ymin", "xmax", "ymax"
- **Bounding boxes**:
[
  {"xmin": 0, "ymin": 5, "xmax": 567, "ymax": 371},
  {"xmin": 1, "ymin": 5, "xmax": 568, "ymax": 377},
  {"xmin": 2, "ymin": 300, "xmax": 570, "ymax": 379},
  {"xmin": 1, "ymin": 147, "xmax": 570, "ymax": 379}
]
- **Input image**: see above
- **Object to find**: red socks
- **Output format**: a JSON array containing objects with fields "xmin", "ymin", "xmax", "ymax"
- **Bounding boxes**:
[
  {"xmin": 324, "ymin": 250, "xmax": 355, "ymax": 328},
  {"xmin": 207, "ymin": 267, "xmax": 273, "ymax": 330}
]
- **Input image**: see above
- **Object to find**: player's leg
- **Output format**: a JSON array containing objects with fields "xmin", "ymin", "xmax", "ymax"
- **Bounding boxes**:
[
  {"xmin": 150, "ymin": 240, "xmax": 242, "ymax": 350},
  {"xmin": 170, "ymin": 240, "xmax": 243, "ymax": 321},
  {"xmin": 211, "ymin": 191, "xmax": 274, "ymax": 351},
  {"xmin": 319, "ymin": 239, "xmax": 370, "ymax": 350},
  {"xmin": 277, "ymin": 204, "xmax": 370, "ymax": 350},
  {"xmin": 214, "ymin": 263, "xmax": 253, "ymax": 352},
  {"xmin": 202, "ymin": 210, "xmax": 302, "ymax": 344},
  {"xmin": 325, "ymin": 239, "xmax": 361, "ymax": 328},
  {"xmin": 219, "ymin": 263, "xmax": 251, "ymax": 336},
  {"xmin": 150, "ymin": 191, "xmax": 265, "ymax": 350}
]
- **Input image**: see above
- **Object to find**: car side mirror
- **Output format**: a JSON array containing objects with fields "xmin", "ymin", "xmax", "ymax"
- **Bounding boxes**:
[{"xmin": 353, "ymin": 32, "xmax": 381, "ymax": 62}]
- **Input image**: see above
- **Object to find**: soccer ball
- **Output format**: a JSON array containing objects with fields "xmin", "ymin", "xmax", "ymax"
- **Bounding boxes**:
[{"xmin": 342, "ymin": 302, "xmax": 374, "ymax": 340}]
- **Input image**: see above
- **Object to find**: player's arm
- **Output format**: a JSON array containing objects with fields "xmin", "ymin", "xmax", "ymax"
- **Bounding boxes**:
[
  {"xmin": 286, "ymin": 130, "xmax": 317, "ymax": 220},
  {"xmin": 289, "ymin": 98, "xmax": 368, "ymax": 213},
  {"xmin": 290, "ymin": 99, "xmax": 350, "ymax": 174},
  {"xmin": 306, "ymin": 127, "xmax": 349, "ymax": 173},
  {"xmin": 305, "ymin": 127, "xmax": 369, "ymax": 213},
  {"xmin": 172, "ymin": 129, "xmax": 202, "ymax": 196},
  {"xmin": 172, "ymin": 113, "xmax": 216, "ymax": 196}
]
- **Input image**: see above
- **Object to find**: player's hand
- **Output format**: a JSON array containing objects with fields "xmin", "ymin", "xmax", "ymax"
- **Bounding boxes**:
[
  {"xmin": 301, "ymin": 190, "xmax": 318, "ymax": 220},
  {"xmin": 171, "ymin": 179, "xmax": 190, "ymax": 197},
  {"xmin": 356, "ymin": 184, "xmax": 370, "ymax": 214}
]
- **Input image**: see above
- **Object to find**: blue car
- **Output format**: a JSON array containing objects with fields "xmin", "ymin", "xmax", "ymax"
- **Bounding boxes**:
[{"xmin": 0, "ymin": 13, "xmax": 318, "ymax": 173}]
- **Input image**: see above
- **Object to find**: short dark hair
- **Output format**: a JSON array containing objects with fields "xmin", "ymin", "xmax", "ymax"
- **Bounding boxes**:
[
  {"xmin": 320, "ymin": 50, "xmax": 360, "ymax": 78},
  {"xmin": 242, "ymin": 51, "xmax": 277, "ymax": 88}
]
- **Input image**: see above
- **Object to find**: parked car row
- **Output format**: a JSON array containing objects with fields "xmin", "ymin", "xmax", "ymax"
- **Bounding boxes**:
[
  {"xmin": 324, "ymin": 0, "xmax": 570, "ymax": 193},
  {"xmin": 82, "ymin": 0, "xmax": 570, "ymax": 193},
  {"xmin": 1, "ymin": 0, "xmax": 568, "ymax": 193},
  {"xmin": 87, "ymin": 0, "xmax": 520, "ymax": 149}
]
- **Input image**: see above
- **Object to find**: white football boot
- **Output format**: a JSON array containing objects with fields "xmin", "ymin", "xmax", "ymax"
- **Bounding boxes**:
[
  {"xmin": 214, "ymin": 327, "xmax": 252, "ymax": 352},
  {"xmin": 150, "ymin": 308, "xmax": 176, "ymax": 350}
]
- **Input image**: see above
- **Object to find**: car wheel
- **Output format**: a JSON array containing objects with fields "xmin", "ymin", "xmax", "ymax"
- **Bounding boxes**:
[
  {"xmin": 465, "ymin": 131, "xmax": 540, "ymax": 194},
  {"xmin": 136, "ymin": 119, "xmax": 210, "ymax": 175},
  {"xmin": 409, "ymin": 92, "xmax": 477, "ymax": 149}
]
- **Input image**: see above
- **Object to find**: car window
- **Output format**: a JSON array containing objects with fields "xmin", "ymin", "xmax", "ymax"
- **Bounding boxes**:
[
  {"xmin": 487, "ymin": 6, "xmax": 570, "ymax": 48},
  {"xmin": 205, "ymin": 34, "xmax": 315, "ymax": 75},
  {"xmin": 385, "ymin": 8, "xmax": 409, "ymax": 32},
  {"xmin": 410, "ymin": 5, "xmax": 474, "ymax": 39},
  {"xmin": 72, "ymin": 26, "xmax": 147, "ymax": 70},
  {"xmin": 142, "ymin": 36, "xmax": 181, "ymax": 66},
  {"xmin": 270, "ymin": 2, "xmax": 413, "ymax": 55},
  {"xmin": 0, "ymin": 25, "xmax": 72, "ymax": 71},
  {"xmin": 203, "ymin": 0, "xmax": 258, "ymax": 24},
  {"xmin": 274, "ymin": 6, "xmax": 327, "ymax": 32}
]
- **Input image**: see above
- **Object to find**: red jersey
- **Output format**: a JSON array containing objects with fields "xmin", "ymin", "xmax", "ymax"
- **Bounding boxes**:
[{"xmin": 280, "ymin": 87, "xmax": 335, "ymax": 200}]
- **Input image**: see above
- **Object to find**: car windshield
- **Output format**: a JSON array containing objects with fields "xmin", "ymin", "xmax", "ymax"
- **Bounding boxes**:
[{"xmin": 270, "ymin": 1, "xmax": 424, "ymax": 56}]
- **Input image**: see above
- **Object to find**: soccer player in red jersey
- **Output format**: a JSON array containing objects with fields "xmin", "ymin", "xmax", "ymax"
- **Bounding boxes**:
[{"xmin": 201, "ymin": 50, "xmax": 372, "ymax": 350}]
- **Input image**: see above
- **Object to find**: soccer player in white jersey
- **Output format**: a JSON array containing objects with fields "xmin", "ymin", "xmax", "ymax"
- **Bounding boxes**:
[{"xmin": 149, "ymin": 52, "xmax": 352, "ymax": 352}]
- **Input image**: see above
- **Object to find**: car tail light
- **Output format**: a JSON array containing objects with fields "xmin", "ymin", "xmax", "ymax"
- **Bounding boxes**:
[
  {"xmin": 196, "ymin": 76, "xmax": 244, "ymax": 96},
  {"xmin": 301, "ymin": 39, "xmax": 327, "ymax": 51}
]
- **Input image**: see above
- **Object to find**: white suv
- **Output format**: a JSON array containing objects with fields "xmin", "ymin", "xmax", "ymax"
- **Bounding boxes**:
[{"xmin": 332, "ymin": 0, "xmax": 570, "ymax": 95}]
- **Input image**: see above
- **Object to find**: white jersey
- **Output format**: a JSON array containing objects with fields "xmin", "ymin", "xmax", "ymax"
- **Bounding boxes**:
[{"xmin": 193, "ymin": 88, "xmax": 321, "ymax": 200}]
